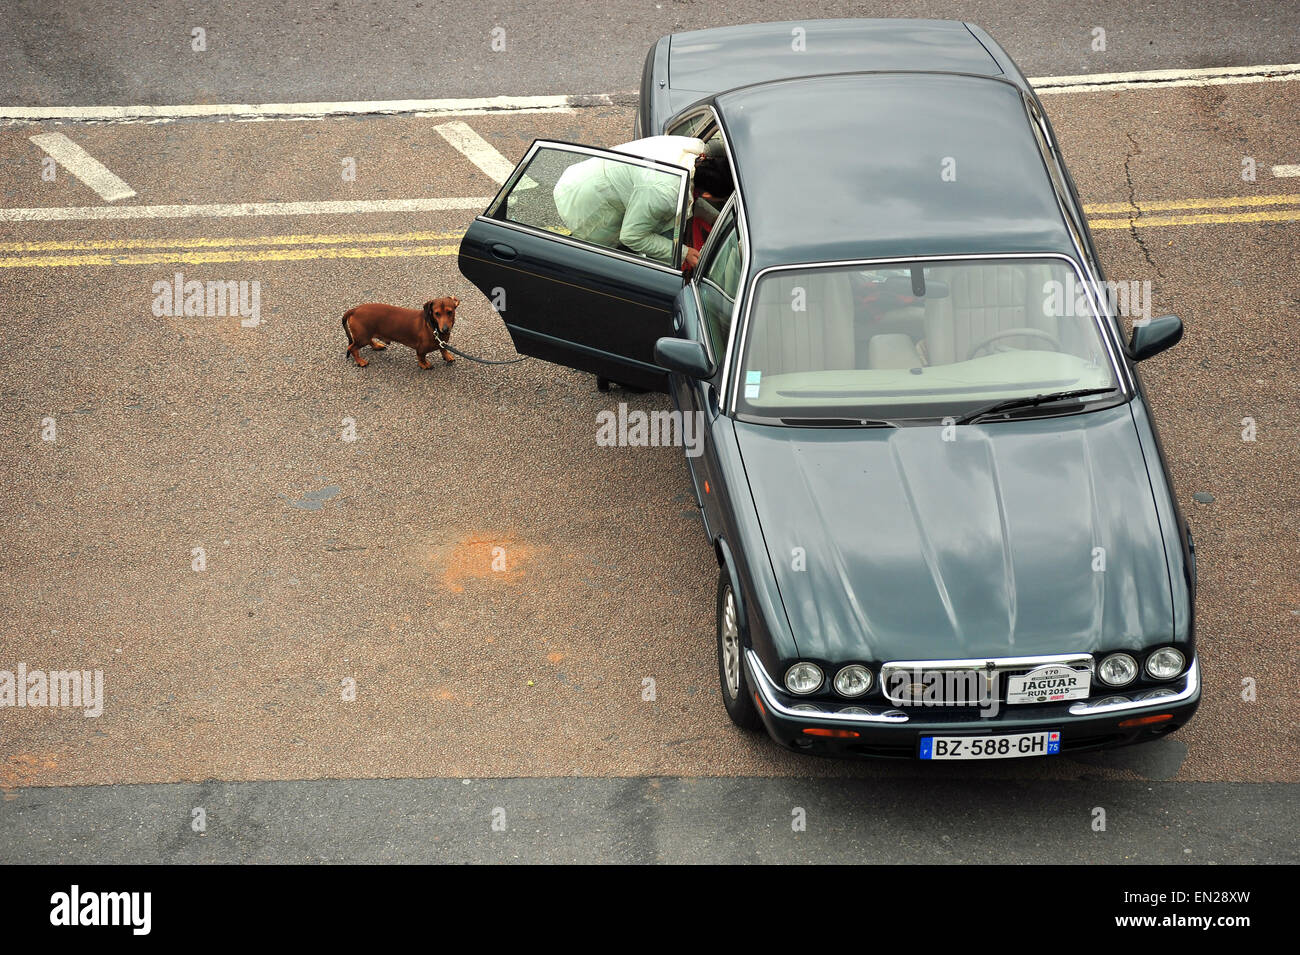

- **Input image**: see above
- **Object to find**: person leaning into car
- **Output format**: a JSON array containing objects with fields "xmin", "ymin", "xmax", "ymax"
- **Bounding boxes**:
[{"xmin": 554, "ymin": 136, "xmax": 732, "ymax": 272}]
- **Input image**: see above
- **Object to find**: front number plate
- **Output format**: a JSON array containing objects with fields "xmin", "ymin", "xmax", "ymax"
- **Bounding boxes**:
[{"xmin": 920, "ymin": 731, "xmax": 1060, "ymax": 760}]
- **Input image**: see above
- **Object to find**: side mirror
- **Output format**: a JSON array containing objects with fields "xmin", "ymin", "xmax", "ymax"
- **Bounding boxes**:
[
  {"xmin": 654, "ymin": 337, "xmax": 714, "ymax": 380},
  {"xmin": 1130, "ymin": 315, "xmax": 1183, "ymax": 361}
]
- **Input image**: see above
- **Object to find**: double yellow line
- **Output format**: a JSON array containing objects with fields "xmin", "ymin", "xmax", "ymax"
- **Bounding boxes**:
[
  {"xmin": 0, "ymin": 229, "xmax": 462, "ymax": 269},
  {"xmin": 0, "ymin": 192, "xmax": 1297, "ymax": 269},
  {"xmin": 1084, "ymin": 192, "xmax": 1300, "ymax": 229}
]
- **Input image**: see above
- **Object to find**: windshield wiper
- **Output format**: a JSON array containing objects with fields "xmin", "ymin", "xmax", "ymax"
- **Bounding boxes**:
[
  {"xmin": 955, "ymin": 387, "xmax": 1118, "ymax": 425},
  {"xmin": 779, "ymin": 417, "xmax": 898, "ymax": 428}
]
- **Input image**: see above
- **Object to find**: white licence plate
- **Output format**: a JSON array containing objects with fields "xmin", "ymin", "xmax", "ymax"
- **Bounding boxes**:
[
  {"xmin": 1006, "ymin": 665, "xmax": 1091, "ymax": 704},
  {"xmin": 920, "ymin": 731, "xmax": 1060, "ymax": 760}
]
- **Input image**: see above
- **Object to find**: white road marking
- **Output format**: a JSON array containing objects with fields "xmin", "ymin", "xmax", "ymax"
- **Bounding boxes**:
[
  {"xmin": 1031, "ymin": 63, "xmax": 1300, "ymax": 94},
  {"xmin": 0, "ymin": 94, "xmax": 593, "ymax": 125},
  {"xmin": 0, "ymin": 196, "xmax": 493, "ymax": 223},
  {"xmin": 433, "ymin": 121, "xmax": 518, "ymax": 184},
  {"xmin": 28, "ymin": 132, "xmax": 136, "ymax": 201},
  {"xmin": 1273, "ymin": 165, "xmax": 1300, "ymax": 178},
  {"xmin": 0, "ymin": 65, "xmax": 1295, "ymax": 124}
]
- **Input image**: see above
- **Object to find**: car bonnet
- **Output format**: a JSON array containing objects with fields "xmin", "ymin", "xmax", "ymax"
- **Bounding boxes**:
[{"xmin": 732, "ymin": 403, "xmax": 1176, "ymax": 663}]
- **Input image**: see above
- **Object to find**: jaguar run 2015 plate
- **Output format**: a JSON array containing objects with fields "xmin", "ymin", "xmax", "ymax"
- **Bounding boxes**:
[{"xmin": 1006, "ymin": 665, "xmax": 1091, "ymax": 704}]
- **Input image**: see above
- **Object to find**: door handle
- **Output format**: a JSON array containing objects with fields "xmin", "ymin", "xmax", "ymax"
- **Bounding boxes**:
[{"xmin": 490, "ymin": 243, "xmax": 518, "ymax": 261}]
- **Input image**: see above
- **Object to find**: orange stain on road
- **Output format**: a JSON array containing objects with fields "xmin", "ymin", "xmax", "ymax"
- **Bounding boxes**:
[
  {"xmin": 434, "ymin": 535, "xmax": 533, "ymax": 593},
  {"xmin": 1, "ymin": 753, "xmax": 59, "ymax": 797}
]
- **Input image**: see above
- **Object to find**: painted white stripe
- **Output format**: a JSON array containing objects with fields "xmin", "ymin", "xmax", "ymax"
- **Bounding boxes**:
[
  {"xmin": 1030, "ymin": 63, "xmax": 1300, "ymax": 85},
  {"xmin": 1273, "ymin": 165, "xmax": 1300, "ymax": 178},
  {"xmin": 0, "ymin": 94, "xmax": 593, "ymax": 125},
  {"xmin": 0, "ymin": 196, "xmax": 493, "ymax": 223},
  {"xmin": 1031, "ymin": 63, "xmax": 1300, "ymax": 94},
  {"xmin": 1024, "ymin": 63, "xmax": 1300, "ymax": 85},
  {"xmin": 433, "ymin": 121, "xmax": 518, "ymax": 184},
  {"xmin": 28, "ymin": 132, "xmax": 136, "ymax": 201},
  {"xmin": 0, "ymin": 65, "xmax": 1296, "ymax": 125}
]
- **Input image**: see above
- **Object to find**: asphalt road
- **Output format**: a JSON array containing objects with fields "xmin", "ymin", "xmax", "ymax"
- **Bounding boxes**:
[
  {"xmin": 2, "ymin": 0, "xmax": 1299, "ymax": 104},
  {"xmin": 4, "ymin": 778, "xmax": 1295, "ymax": 863},
  {"xmin": 0, "ymin": 2, "xmax": 1297, "ymax": 864}
]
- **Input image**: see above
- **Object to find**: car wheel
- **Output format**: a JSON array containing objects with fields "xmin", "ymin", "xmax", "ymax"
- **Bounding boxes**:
[{"xmin": 717, "ymin": 571, "xmax": 762, "ymax": 730}]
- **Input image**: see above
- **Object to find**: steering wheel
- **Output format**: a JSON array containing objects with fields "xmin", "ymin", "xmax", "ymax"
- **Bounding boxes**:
[{"xmin": 967, "ymin": 327, "xmax": 1062, "ymax": 358}]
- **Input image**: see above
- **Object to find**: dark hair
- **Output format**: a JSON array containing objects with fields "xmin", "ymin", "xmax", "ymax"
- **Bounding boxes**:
[{"xmin": 694, "ymin": 157, "xmax": 734, "ymax": 201}]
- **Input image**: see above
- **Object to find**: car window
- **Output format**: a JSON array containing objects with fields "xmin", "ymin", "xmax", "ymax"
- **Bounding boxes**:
[
  {"xmin": 668, "ymin": 112, "xmax": 711, "ymax": 139},
  {"xmin": 488, "ymin": 144, "xmax": 687, "ymax": 266},
  {"xmin": 668, "ymin": 113, "xmax": 727, "ymax": 161},
  {"xmin": 736, "ymin": 258, "xmax": 1120, "ymax": 421},
  {"xmin": 696, "ymin": 211, "xmax": 742, "ymax": 360}
]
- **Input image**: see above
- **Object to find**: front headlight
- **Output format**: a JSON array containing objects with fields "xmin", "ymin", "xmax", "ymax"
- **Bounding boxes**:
[
  {"xmin": 784, "ymin": 662, "xmax": 824, "ymax": 695},
  {"xmin": 1145, "ymin": 647, "xmax": 1185, "ymax": 680},
  {"xmin": 1137, "ymin": 688, "xmax": 1179, "ymax": 701},
  {"xmin": 1098, "ymin": 653, "xmax": 1138, "ymax": 686},
  {"xmin": 833, "ymin": 665, "xmax": 873, "ymax": 697}
]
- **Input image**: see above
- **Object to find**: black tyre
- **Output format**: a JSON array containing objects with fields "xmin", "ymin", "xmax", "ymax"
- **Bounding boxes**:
[{"xmin": 717, "ymin": 570, "xmax": 762, "ymax": 730}]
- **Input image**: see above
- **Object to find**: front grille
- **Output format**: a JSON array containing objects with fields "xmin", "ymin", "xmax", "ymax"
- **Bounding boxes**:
[{"xmin": 880, "ymin": 654, "xmax": 1095, "ymax": 707}]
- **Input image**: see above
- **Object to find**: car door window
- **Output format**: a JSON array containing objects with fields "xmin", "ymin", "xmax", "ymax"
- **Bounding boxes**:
[
  {"xmin": 696, "ymin": 211, "xmax": 742, "ymax": 360},
  {"xmin": 668, "ymin": 110, "xmax": 728, "ymax": 168},
  {"xmin": 668, "ymin": 111, "xmax": 712, "ymax": 139},
  {"xmin": 487, "ymin": 144, "xmax": 688, "ymax": 267}
]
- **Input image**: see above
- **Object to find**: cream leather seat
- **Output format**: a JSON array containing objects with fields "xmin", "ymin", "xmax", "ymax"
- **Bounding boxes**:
[
  {"xmin": 867, "ymin": 333, "xmax": 920, "ymax": 369},
  {"xmin": 746, "ymin": 272, "xmax": 856, "ymax": 376},
  {"xmin": 923, "ymin": 264, "xmax": 1058, "ymax": 365}
]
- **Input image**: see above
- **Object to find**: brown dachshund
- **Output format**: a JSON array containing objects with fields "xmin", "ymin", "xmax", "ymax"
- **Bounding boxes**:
[{"xmin": 342, "ymin": 297, "xmax": 459, "ymax": 368}]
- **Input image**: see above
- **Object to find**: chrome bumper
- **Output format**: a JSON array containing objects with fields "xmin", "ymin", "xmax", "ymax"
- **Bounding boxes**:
[
  {"xmin": 1067, "ymin": 656, "xmax": 1199, "ymax": 715},
  {"xmin": 745, "ymin": 650, "xmax": 1200, "ymax": 725}
]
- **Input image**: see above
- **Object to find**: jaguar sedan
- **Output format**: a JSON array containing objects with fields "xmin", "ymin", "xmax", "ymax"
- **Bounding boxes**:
[{"xmin": 457, "ymin": 18, "xmax": 1198, "ymax": 759}]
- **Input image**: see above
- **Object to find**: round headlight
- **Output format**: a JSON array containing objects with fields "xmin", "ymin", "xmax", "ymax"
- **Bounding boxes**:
[
  {"xmin": 839, "ymin": 706, "xmax": 870, "ymax": 715},
  {"xmin": 1098, "ymin": 653, "xmax": 1138, "ymax": 686},
  {"xmin": 784, "ymin": 662, "xmax": 824, "ymax": 695},
  {"xmin": 790, "ymin": 703, "xmax": 821, "ymax": 713},
  {"xmin": 833, "ymin": 665, "xmax": 873, "ymax": 697},
  {"xmin": 1145, "ymin": 647, "xmax": 1185, "ymax": 680}
]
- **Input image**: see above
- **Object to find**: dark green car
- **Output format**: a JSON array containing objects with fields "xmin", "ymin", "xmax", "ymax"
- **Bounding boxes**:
[{"xmin": 458, "ymin": 19, "xmax": 1198, "ymax": 760}]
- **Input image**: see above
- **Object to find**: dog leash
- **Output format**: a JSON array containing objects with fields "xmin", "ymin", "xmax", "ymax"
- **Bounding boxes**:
[{"xmin": 433, "ymin": 330, "xmax": 529, "ymax": 365}]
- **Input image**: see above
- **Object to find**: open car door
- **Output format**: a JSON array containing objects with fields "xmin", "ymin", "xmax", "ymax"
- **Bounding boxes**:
[{"xmin": 458, "ymin": 141, "xmax": 692, "ymax": 392}]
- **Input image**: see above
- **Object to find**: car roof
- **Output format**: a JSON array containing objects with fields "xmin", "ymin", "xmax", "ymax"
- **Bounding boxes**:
[
  {"xmin": 668, "ymin": 18, "xmax": 1005, "ymax": 97},
  {"xmin": 715, "ymin": 72, "xmax": 1075, "ymax": 269}
]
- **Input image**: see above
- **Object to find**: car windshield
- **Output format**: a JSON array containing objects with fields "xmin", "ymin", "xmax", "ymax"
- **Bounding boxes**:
[{"xmin": 735, "ymin": 258, "xmax": 1120, "ymax": 422}]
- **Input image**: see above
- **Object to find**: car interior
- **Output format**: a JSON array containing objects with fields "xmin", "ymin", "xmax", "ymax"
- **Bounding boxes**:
[
  {"xmin": 740, "ymin": 260, "xmax": 1117, "ymax": 411},
  {"xmin": 493, "ymin": 124, "xmax": 739, "ymax": 271},
  {"xmin": 669, "ymin": 115, "xmax": 738, "ymax": 256}
]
